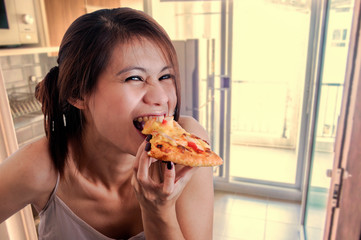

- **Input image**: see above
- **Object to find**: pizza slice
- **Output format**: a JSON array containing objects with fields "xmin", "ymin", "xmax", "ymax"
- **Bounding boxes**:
[{"xmin": 141, "ymin": 116, "xmax": 223, "ymax": 167}]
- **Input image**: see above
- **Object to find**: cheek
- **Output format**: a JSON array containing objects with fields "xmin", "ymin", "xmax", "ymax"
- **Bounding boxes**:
[
  {"xmin": 87, "ymin": 90, "xmax": 137, "ymax": 133},
  {"xmin": 166, "ymin": 83, "xmax": 178, "ymax": 111}
]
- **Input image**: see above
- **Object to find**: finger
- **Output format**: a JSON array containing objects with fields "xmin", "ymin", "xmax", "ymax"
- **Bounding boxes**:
[
  {"xmin": 137, "ymin": 146, "xmax": 155, "ymax": 186},
  {"xmin": 133, "ymin": 140, "xmax": 148, "ymax": 171},
  {"xmin": 131, "ymin": 172, "xmax": 139, "ymax": 192},
  {"xmin": 145, "ymin": 142, "xmax": 151, "ymax": 152},
  {"xmin": 146, "ymin": 134, "xmax": 152, "ymax": 142},
  {"xmin": 162, "ymin": 162, "xmax": 175, "ymax": 194}
]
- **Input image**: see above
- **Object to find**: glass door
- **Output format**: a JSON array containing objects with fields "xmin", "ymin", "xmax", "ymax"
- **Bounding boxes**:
[
  {"xmin": 228, "ymin": 0, "xmax": 313, "ymax": 188},
  {"xmin": 302, "ymin": 0, "xmax": 356, "ymax": 238},
  {"xmin": 149, "ymin": 0, "xmax": 323, "ymax": 197}
]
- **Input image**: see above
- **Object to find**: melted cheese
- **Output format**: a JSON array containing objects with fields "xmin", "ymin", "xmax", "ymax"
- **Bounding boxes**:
[{"xmin": 142, "ymin": 117, "xmax": 209, "ymax": 151}]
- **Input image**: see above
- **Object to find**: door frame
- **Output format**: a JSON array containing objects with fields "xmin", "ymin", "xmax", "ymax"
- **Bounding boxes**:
[
  {"xmin": 323, "ymin": 1, "xmax": 361, "ymax": 238},
  {"xmin": 299, "ymin": 0, "xmax": 331, "ymax": 231}
]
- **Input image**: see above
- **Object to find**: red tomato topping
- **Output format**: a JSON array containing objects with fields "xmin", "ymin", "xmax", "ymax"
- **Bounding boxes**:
[
  {"xmin": 162, "ymin": 119, "xmax": 167, "ymax": 125},
  {"xmin": 187, "ymin": 141, "xmax": 198, "ymax": 151}
]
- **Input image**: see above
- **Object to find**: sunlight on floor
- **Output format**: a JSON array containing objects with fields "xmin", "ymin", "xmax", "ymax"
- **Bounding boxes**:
[{"xmin": 213, "ymin": 190, "xmax": 301, "ymax": 240}]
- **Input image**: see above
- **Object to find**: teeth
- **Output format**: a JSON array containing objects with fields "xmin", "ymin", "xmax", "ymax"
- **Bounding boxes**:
[
  {"xmin": 135, "ymin": 115, "xmax": 161, "ymax": 123},
  {"xmin": 165, "ymin": 116, "xmax": 173, "ymax": 121}
]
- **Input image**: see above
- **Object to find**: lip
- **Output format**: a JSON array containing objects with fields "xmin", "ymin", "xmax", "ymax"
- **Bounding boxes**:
[{"xmin": 133, "ymin": 113, "xmax": 167, "ymax": 121}]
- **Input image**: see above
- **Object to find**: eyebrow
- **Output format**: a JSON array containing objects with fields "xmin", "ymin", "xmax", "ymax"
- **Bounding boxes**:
[
  {"xmin": 116, "ymin": 67, "xmax": 145, "ymax": 76},
  {"xmin": 116, "ymin": 66, "xmax": 173, "ymax": 76}
]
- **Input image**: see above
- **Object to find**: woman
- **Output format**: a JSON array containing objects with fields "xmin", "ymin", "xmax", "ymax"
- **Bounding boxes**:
[{"xmin": 0, "ymin": 7, "xmax": 214, "ymax": 240}]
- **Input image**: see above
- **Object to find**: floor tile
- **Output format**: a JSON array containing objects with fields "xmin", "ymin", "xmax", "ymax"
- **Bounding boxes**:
[
  {"xmin": 223, "ymin": 214, "xmax": 266, "ymax": 240},
  {"xmin": 214, "ymin": 191, "xmax": 235, "ymax": 215},
  {"xmin": 264, "ymin": 221, "xmax": 300, "ymax": 240},
  {"xmin": 304, "ymin": 204, "xmax": 327, "ymax": 229},
  {"xmin": 213, "ymin": 235, "xmax": 244, "ymax": 240},
  {"xmin": 213, "ymin": 191, "xmax": 303, "ymax": 240},
  {"xmin": 267, "ymin": 199, "xmax": 301, "ymax": 224},
  {"xmin": 213, "ymin": 211, "xmax": 228, "ymax": 236},
  {"xmin": 231, "ymin": 194, "xmax": 268, "ymax": 220},
  {"xmin": 304, "ymin": 226, "xmax": 323, "ymax": 240}
]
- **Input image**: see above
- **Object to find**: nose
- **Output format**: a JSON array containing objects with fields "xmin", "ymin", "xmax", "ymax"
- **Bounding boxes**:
[{"xmin": 143, "ymin": 82, "xmax": 169, "ymax": 106}]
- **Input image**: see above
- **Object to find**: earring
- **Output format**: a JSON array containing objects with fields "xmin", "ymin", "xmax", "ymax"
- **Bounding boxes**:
[
  {"xmin": 63, "ymin": 114, "xmax": 67, "ymax": 127},
  {"xmin": 52, "ymin": 121, "xmax": 55, "ymax": 132}
]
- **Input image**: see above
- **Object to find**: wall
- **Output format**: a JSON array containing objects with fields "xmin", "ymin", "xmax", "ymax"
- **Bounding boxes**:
[{"xmin": 0, "ymin": 53, "xmax": 57, "ymax": 146}]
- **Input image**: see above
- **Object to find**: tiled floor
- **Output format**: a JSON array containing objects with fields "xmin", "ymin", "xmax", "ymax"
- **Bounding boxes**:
[
  {"xmin": 213, "ymin": 190, "xmax": 301, "ymax": 240},
  {"xmin": 219, "ymin": 143, "xmax": 331, "ymax": 240}
]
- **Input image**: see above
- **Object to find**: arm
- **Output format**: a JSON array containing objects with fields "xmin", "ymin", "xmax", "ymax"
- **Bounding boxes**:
[
  {"xmin": 0, "ymin": 138, "xmax": 57, "ymax": 223},
  {"xmin": 132, "ymin": 140, "xmax": 190, "ymax": 240},
  {"xmin": 131, "ymin": 116, "xmax": 215, "ymax": 240},
  {"xmin": 176, "ymin": 116, "xmax": 214, "ymax": 240},
  {"xmin": 176, "ymin": 167, "xmax": 214, "ymax": 239}
]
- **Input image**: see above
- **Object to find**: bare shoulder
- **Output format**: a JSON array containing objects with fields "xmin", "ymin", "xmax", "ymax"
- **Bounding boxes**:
[
  {"xmin": 1, "ymin": 137, "xmax": 57, "ymax": 208},
  {"xmin": 178, "ymin": 115, "xmax": 209, "ymax": 142},
  {"xmin": 0, "ymin": 137, "xmax": 58, "ymax": 221}
]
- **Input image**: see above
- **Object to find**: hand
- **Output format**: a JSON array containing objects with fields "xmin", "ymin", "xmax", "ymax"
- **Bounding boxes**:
[{"xmin": 131, "ymin": 138, "xmax": 198, "ymax": 215}]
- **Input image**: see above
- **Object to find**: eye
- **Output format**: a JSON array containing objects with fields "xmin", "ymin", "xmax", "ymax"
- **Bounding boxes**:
[
  {"xmin": 159, "ymin": 74, "xmax": 173, "ymax": 81},
  {"xmin": 125, "ymin": 76, "xmax": 143, "ymax": 82}
]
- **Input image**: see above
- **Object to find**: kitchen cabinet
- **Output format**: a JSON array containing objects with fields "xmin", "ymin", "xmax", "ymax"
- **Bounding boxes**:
[
  {"xmin": 41, "ymin": 0, "xmax": 121, "ymax": 48},
  {"xmin": 41, "ymin": 0, "xmax": 85, "ymax": 48},
  {"xmin": 87, "ymin": 0, "xmax": 120, "ymax": 7}
]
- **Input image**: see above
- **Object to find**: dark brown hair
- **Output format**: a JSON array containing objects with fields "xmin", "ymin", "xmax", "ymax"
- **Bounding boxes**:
[{"xmin": 35, "ymin": 8, "xmax": 181, "ymax": 174}]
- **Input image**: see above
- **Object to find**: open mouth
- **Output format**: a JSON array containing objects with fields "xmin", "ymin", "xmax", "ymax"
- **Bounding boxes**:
[{"xmin": 133, "ymin": 115, "xmax": 165, "ymax": 132}]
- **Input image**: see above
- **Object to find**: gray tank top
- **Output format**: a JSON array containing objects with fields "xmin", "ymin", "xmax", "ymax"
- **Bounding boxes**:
[{"xmin": 38, "ymin": 174, "xmax": 145, "ymax": 240}]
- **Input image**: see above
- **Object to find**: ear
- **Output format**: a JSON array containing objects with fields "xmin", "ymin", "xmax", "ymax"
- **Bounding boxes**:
[{"xmin": 67, "ymin": 98, "xmax": 86, "ymax": 110}]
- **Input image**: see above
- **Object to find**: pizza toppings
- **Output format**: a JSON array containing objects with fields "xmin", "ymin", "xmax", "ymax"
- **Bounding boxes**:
[
  {"xmin": 141, "ymin": 116, "xmax": 223, "ymax": 167},
  {"xmin": 187, "ymin": 141, "xmax": 199, "ymax": 152}
]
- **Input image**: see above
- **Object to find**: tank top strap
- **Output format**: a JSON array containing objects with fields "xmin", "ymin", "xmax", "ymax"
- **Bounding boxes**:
[{"xmin": 39, "ymin": 172, "xmax": 60, "ymax": 213}]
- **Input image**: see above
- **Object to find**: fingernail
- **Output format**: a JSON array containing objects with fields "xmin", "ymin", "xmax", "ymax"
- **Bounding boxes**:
[
  {"xmin": 146, "ymin": 134, "xmax": 152, "ymax": 142},
  {"xmin": 145, "ymin": 142, "xmax": 151, "ymax": 151},
  {"xmin": 167, "ymin": 161, "xmax": 173, "ymax": 170}
]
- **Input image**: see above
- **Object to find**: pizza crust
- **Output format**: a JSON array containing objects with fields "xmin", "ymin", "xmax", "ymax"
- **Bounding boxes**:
[
  {"xmin": 148, "ymin": 139, "xmax": 222, "ymax": 167},
  {"xmin": 142, "ymin": 117, "xmax": 223, "ymax": 167}
]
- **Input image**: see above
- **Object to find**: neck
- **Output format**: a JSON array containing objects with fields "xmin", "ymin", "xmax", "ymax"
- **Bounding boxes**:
[{"xmin": 68, "ymin": 136, "xmax": 135, "ymax": 190}]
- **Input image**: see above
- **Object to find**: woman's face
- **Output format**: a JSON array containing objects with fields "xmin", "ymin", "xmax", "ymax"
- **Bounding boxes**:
[{"xmin": 83, "ymin": 38, "xmax": 177, "ymax": 156}]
